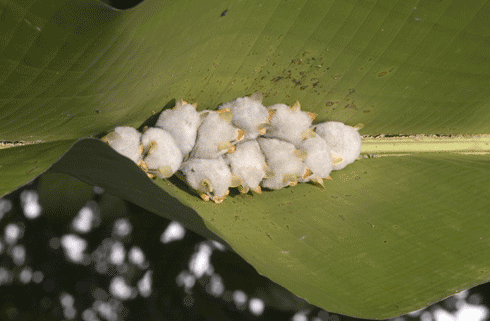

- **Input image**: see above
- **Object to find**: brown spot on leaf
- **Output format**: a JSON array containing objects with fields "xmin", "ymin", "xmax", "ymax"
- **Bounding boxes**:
[{"xmin": 26, "ymin": 166, "xmax": 38, "ymax": 174}]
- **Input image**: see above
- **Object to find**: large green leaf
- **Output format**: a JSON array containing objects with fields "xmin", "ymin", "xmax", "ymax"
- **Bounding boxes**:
[
  {"xmin": 49, "ymin": 138, "xmax": 490, "ymax": 319},
  {"xmin": 1, "ymin": 0, "xmax": 490, "ymax": 318}
]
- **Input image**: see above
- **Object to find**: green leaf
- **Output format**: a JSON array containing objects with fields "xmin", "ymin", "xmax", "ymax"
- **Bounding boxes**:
[
  {"xmin": 2, "ymin": 0, "xmax": 490, "ymax": 318},
  {"xmin": 0, "ymin": 140, "xmax": 76, "ymax": 196},
  {"xmin": 49, "ymin": 138, "xmax": 490, "ymax": 319}
]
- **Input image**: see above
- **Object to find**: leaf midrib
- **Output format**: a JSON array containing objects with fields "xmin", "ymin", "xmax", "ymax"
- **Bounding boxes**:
[
  {"xmin": 4, "ymin": 134, "xmax": 490, "ymax": 156},
  {"xmin": 361, "ymin": 134, "xmax": 490, "ymax": 154}
]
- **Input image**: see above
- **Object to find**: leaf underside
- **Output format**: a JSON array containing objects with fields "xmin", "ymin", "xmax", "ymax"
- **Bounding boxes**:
[
  {"xmin": 0, "ymin": 140, "xmax": 76, "ymax": 196},
  {"xmin": 1, "ymin": 0, "xmax": 490, "ymax": 318},
  {"xmin": 50, "ymin": 139, "xmax": 490, "ymax": 319}
]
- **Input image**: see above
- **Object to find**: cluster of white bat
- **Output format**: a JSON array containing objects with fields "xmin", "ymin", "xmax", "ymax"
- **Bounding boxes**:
[{"xmin": 101, "ymin": 92, "xmax": 362, "ymax": 203}]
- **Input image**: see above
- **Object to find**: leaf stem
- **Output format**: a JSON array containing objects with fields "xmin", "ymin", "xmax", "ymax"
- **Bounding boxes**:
[{"xmin": 361, "ymin": 134, "xmax": 490, "ymax": 155}]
